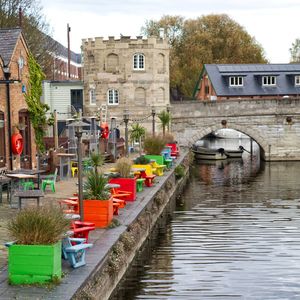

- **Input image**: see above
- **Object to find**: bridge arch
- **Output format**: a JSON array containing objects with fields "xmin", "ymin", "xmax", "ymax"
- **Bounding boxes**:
[{"xmin": 186, "ymin": 124, "xmax": 268, "ymax": 160}]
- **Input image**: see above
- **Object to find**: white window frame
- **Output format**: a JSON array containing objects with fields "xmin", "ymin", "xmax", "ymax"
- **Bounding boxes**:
[
  {"xmin": 295, "ymin": 75, "xmax": 300, "ymax": 86},
  {"xmin": 133, "ymin": 53, "xmax": 145, "ymax": 70},
  {"xmin": 107, "ymin": 89, "xmax": 119, "ymax": 105},
  {"xmin": 229, "ymin": 76, "xmax": 243, "ymax": 87},
  {"xmin": 262, "ymin": 76, "xmax": 276, "ymax": 86},
  {"xmin": 89, "ymin": 89, "xmax": 96, "ymax": 105}
]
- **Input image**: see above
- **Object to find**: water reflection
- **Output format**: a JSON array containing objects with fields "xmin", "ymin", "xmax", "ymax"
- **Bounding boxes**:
[{"xmin": 111, "ymin": 138, "xmax": 300, "ymax": 300}]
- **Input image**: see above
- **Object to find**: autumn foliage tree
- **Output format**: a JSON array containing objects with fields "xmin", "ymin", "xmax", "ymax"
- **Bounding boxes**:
[{"xmin": 142, "ymin": 14, "xmax": 267, "ymax": 98}]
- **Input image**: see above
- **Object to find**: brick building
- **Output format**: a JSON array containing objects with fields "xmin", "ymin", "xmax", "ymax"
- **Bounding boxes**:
[
  {"xmin": 46, "ymin": 36, "xmax": 82, "ymax": 81},
  {"xmin": 0, "ymin": 28, "xmax": 36, "ymax": 170},
  {"xmin": 81, "ymin": 35, "xmax": 170, "ymax": 131}
]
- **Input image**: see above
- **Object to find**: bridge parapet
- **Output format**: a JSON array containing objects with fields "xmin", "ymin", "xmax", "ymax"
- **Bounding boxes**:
[{"xmin": 170, "ymin": 98, "xmax": 300, "ymax": 161}]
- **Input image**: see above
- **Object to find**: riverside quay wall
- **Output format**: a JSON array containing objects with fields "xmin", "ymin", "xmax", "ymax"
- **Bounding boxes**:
[{"xmin": 72, "ymin": 151, "xmax": 190, "ymax": 300}]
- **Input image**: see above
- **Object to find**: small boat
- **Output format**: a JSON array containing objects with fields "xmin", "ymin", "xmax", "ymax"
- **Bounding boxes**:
[
  {"xmin": 224, "ymin": 147, "xmax": 244, "ymax": 158},
  {"xmin": 192, "ymin": 145, "xmax": 245, "ymax": 160},
  {"xmin": 192, "ymin": 146, "xmax": 227, "ymax": 160}
]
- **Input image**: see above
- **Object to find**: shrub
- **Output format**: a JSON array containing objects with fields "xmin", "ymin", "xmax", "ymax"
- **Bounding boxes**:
[
  {"xmin": 160, "ymin": 132, "xmax": 175, "ymax": 143},
  {"xmin": 174, "ymin": 165, "xmax": 185, "ymax": 179},
  {"xmin": 84, "ymin": 171, "xmax": 111, "ymax": 200},
  {"xmin": 7, "ymin": 206, "xmax": 69, "ymax": 245},
  {"xmin": 116, "ymin": 157, "xmax": 133, "ymax": 178},
  {"xmin": 134, "ymin": 155, "xmax": 150, "ymax": 165},
  {"xmin": 143, "ymin": 135, "xmax": 166, "ymax": 155}
]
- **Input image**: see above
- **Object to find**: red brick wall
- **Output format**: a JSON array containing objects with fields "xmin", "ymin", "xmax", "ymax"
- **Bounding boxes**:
[{"xmin": 0, "ymin": 34, "xmax": 37, "ymax": 169}]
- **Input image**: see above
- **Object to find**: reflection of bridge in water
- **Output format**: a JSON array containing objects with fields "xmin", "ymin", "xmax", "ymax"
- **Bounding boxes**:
[{"xmin": 170, "ymin": 98, "xmax": 300, "ymax": 161}]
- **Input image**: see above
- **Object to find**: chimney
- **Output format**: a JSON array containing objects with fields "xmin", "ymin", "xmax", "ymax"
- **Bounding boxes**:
[{"xmin": 159, "ymin": 28, "xmax": 165, "ymax": 39}]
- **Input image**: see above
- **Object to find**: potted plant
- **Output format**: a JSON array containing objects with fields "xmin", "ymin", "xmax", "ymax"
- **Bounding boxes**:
[
  {"xmin": 109, "ymin": 157, "xmax": 136, "ymax": 201},
  {"xmin": 6, "ymin": 206, "xmax": 69, "ymax": 285},
  {"xmin": 83, "ymin": 153, "xmax": 113, "ymax": 228},
  {"xmin": 129, "ymin": 123, "xmax": 146, "ymax": 155}
]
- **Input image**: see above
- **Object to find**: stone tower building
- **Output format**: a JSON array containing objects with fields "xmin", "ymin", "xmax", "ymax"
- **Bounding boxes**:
[{"xmin": 81, "ymin": 35, "xmax": 170, "ymax": 129}]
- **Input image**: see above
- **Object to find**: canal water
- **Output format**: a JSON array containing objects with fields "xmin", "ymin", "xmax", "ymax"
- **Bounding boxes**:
[{"xmin": 111, "ymin": 137, "xmax": 300, "ymax": 300}]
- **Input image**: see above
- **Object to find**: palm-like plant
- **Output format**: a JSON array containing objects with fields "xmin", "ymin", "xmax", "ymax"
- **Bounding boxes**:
[
  {"xmin": 88, "ymin": 152, "xmax": 104, "ymax": 174},
  {"xmin": 158, "ymin": 110, "xmax": 171, "ymax": 137},
  {"xmin": 129, "ymin": 123, "xmax": 146, "ymax": 155},
  {"xmin": 83, "ymin": 171, "xmax": 111, "ymax": 200}
]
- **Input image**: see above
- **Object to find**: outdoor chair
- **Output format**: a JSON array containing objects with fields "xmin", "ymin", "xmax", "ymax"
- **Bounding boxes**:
[
  {"xmin": 71, "ymin": 161, "xmax": 78, "ymax": 177},
  {"xmin": 20, "ymin": 180, "xmax": 35, "ymax": 190},
  {"xmin": 41, "ymin": 168, "xmax": 58, "ymax": 192},
  {"xmin": 62, "ymin": 236, "xmax": 93, "ymax": 268}
]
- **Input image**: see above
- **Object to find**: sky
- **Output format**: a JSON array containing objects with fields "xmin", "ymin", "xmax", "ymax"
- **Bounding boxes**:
[{"xmin": 40, "ymin": 0, "xmax": 300, "ymax": 63}]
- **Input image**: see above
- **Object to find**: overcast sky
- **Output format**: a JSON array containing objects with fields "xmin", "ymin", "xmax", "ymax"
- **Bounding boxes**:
[{"xmin": 40, "ymin": 0, "xmax": 300, "ymax": 63}]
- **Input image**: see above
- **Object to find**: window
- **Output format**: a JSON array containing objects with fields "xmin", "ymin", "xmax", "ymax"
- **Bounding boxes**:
[
  {"xmin": 89, "ymin": 89, "xmax": 96, "ymax": 105},
  {"xmin": 229, "ymin": 76, "xmax": 243, "ymax": 87},
  {"xmin": 262, "ymin": 76, "xmax": 276, "ymax": 86},
  {"xmin": 133, "ymin": 53, "xmax": 145, "ymax": 70},
  {"xmin": 107, "ymin": 89, "xmax": 119, "ymax": 105},
  {"xmin": 295, "ymin": 75, "xmax": 300, "ymax": 86}
]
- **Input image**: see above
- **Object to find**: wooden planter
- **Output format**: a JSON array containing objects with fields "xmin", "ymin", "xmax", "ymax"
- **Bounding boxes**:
[
  {"xmin": 109, "ymin": 177, "xmax": 137, "ymax": 201},
  {"xmin": 8, "ymin": 241, "xmax": 62, "ymax": 285},
  {"xmin": 83, "ymin": 198, "xmax": 113, "ymax": 228}
]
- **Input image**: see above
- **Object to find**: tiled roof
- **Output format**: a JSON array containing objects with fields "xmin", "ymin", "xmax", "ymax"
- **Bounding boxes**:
[
  {"xmin": 204, "ymin": 64, "xmax": 300, "ymax": 96},
  {"xmin": 46, "ymin": 35, "xmax": 82, "ymax": 64},
  {"xmin": 0, "ymin": 28, "xmax": 22, "ymax": 65}
]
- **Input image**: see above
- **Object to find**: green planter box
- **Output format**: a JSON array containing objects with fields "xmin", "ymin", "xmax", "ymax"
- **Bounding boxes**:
[
  {"xmin": 8, "ymin": 241, "xmax": 62, "ymax": 285},
  {"xmin": 144, "ymin": 155, "xmax": 165, "ymax": 165}
]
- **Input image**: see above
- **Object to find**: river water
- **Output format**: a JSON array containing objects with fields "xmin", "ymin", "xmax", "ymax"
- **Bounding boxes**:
[{"xmin": 111, "ymin": 138, "xmax": 300, "ymax": 300}]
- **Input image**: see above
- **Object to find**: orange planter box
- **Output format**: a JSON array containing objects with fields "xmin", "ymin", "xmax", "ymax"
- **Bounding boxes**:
[{"xmin": 83, "ymin": 198, "xmax": 113, "ymax": 228}]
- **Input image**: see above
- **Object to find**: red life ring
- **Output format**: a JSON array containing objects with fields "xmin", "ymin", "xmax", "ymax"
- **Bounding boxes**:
[
  {"xmin": 11, "ymin": 133, "xmax": 24, "ymax": 155},
  {"xmin": 100, "ymin": 122, "xmax": 109, "ymax": 139}
]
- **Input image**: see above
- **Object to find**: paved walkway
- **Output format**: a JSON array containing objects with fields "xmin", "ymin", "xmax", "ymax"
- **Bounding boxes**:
[{"xmin": 0, "ymin": 152, "xmax": 186, "ymax": 299}]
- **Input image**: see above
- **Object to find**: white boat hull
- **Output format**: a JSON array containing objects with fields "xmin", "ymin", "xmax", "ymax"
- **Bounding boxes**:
[{"xmin": 192, "ymin": 146, "xmax": 243, "ymax": 160}]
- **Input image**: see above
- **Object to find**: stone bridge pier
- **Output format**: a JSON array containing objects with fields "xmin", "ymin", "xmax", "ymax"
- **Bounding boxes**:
[{"xmin": 170, "ymin": 99, "xmax": 300, "ymax": 161}]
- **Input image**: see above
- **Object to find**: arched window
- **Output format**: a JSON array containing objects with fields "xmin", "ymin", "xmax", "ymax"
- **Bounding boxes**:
[
  {"xmin": 135, "ymin": 87, "xmax": 146, "ymax": 105},
  {"xmin": 107, "ymin": 89, "xmax": 119, "ymax": 105},
  {"xmin": 133, "ymin": 53, "xmax": 145, "ymax": 70},
  {"xmin": 156, "ymin": 87, "xmax": 165, "ymax": 103},
  {"xmin": 157, "ymin": 53, "xmax": 165, "ymax": 73},
  {"xmin": 106, "ymin": 53, "xmax": 119, "ymax": 72}
]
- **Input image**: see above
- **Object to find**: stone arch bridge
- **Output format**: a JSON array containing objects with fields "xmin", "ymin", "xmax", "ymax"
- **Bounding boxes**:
[{"xmin": 170, "ymin": 98, "xmax": 300, "ymax": 161}]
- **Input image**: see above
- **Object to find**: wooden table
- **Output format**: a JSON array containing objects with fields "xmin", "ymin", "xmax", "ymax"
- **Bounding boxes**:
[
  {"xmin": 7, "ymin": 169, "xmax": 46, "ymax": 188},
  {"xmin": 14, "ymin": 189, "xmax": 44, "ymax": 210},
  {"xmin": 57, "ymin": 153, "xmax": 76, "ymax": 180}
]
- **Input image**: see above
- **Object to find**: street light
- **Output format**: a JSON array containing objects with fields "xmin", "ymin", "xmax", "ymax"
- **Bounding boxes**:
[
  {"xmin": 151, "ymin": 106, "xmax": 156, "ymax": 136},
  {"xmin": 123, "ymin": 110, "xmax": 129, "ymax": 157},
  {"xmin": 1, "ymin": 66, "xmax": 13, "ymax": 169},
  {"xmin": 166, "ymin": 104, "xmax": 170, "ymax": 132},
  {"xmin": 67, "ymin": 120, "xmax": 88, "ymax": 221}
]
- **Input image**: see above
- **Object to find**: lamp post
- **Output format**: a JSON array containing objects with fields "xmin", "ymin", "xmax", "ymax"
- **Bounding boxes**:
[
  {"xmin": 151, "ymin": 106, "xmax": 156, "ymax": 137},
  {"xmin": 166, "ymin": 104, "xmax": 170, "ymax": 132},
  {"xmin": 123, "ymin": 110, "xmax": 129, "ymax": 157},
  {"xmin": 3, "ymin": 66, "xmax": 13, "ymax": 169},
  {"xmin": 68, "ymin": 120, "xmax": 87, "ymax": 221}
]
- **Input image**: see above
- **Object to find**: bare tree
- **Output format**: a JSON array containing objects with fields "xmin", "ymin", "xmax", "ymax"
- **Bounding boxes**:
[{"xmin": 0, "ymin": 0, "xmax": 57, "ymax": 78}]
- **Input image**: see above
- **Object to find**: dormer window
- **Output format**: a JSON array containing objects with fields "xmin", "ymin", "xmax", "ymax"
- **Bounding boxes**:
[
  {"xmin": 229, "ymin": 76, "xmax": 243, "ymax": 87},
  {"xmin": 262, "ymin": 76, "xmax": 276, "ymax": 86},
  {"xmin": 295, "ymin": 75, "xmax": 300, "ymax": 86}
]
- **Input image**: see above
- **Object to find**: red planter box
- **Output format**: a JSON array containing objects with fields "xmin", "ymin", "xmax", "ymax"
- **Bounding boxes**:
[
  {"xmin": 109, "ymin": 177, "xmax": 136, "ymax": 201},
  {"xmin": 83, "ymin": 198, "xmax": 113, "ymax": 228}
]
